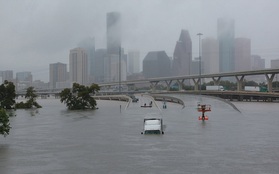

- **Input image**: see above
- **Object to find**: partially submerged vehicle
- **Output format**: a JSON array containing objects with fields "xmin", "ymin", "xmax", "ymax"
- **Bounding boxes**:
[
  {"xmin": 141, "ymin": 118, "xmax": 164, "ymax": 134},
  {"xmin": 128, "ymin": 94, "xmax": 139, "ymax": 102}
]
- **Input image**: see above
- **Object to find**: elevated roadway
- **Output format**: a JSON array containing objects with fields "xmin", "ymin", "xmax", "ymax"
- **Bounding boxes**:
[{"xmin": 98, "ymin": 68, "xmax": 279, "ymax": 93}]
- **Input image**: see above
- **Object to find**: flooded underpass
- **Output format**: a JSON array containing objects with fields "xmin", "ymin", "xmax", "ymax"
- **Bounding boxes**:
[{"xmin": 0, "ymin": 94, "xmax": 279, "ymax": 174}]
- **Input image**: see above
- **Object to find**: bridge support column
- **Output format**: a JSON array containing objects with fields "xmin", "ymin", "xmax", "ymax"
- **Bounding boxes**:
[
  {"xmin": 165, "ymin": 80, "xmax": 172, "ymax": 91},
  {"xmin": 150, "ymin": 81, "xmax": 159, "ymax": 92},
  {"xmin": 212, "ymin": 77, "xmax": 221, "ymax": 85},
  {"xmin": 235, "ymin": 75, "xmax": 245, "ymax": 91},
  {"xmin": 192, "ymin": 78, "xmax": 200, "ymax": 91},
  {"xmin": 127, "ymin": 84, "xmax": 135, "ymax": 91},
  {"xmin": 177, "ymin": 79, "xmax": 185, "ymax": 91},
  {"xmin": 265, "ymin": 73, "xmax": 275, "ymax": 93}
]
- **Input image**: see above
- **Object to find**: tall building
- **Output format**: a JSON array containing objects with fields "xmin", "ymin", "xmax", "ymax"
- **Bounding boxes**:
[
  {"xmin": 143, "ymin": 51, "xmax": 171, "ymax": 78},
  {"xmin": 172, "ymin": 29, "xmax": 192, "ymax": 76},
  {"xmin": 127, "ymin": 50, "xmax": 140, "ymax": 74},
  {"xmin": 218, "ymin": 18, "xmax": 235, "ymax": 72},
  {"xmin": 251, "ymin": 55, "xmax": 265, "ymax": 70},
  {"xmin": 249, "ymin": 55, "xmax": 265, "ymax": 82},
  {"xmin": 49, "ymin": 62, "xmax": 67, "ymax": 89},
  {"xmin": 69, "ymin": 48, "xmax": 88, "ymax": 85},
  {"xmin": 109, "ymin": 53, "xmax": 127, "ymax": 82},
  {"xmin": 78, "ymin": 37, "xmax": 95, "ymax": 83},
  {"xmin": 202, "ymin": 37, "xmax": 219, "ymax": 74},
  {"xmin": 191, "ymin": 57, "xmax": 202, "ymax": 75},
  {"xmin": 106, "ymin": 12, "xmax": 122, "ymax": 82},
  {"xmin": 270, "ymin": 59, "xmax": 279, "ymax": 69},
  {"xmin": 107, "ymin": 12, "xmax": 121, "ymax": 55},
  {"xmin": 0, "ymin": 70, "xmax": 13, "ymax": 83},
  {"xmin": 94, "ymin": 49, "xmax": 107, "ymax": 83},
  {"xmin": 16, "ymin": 71, "xmax": 32, "ymax": 90},
  {"xmin": 234, "ymin": 38, "xmax": 251, "ymax": 71}
]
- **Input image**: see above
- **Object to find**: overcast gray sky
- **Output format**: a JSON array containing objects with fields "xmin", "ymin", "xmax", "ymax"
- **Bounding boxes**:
[{"xmin": 1, "ymin": 0, "xmax": 279, "ymax": 82}]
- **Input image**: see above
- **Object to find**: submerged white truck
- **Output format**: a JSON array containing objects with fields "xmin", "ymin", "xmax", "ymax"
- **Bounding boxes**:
[
  {"xmin": 206, "ymin": 85, "xmax": 225, "ymax": 91},
  {"xmin": 141, "ymin": 118, "xmax": 164, "ymax": 135}
]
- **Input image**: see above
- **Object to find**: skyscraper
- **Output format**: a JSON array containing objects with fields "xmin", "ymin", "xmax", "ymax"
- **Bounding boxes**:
[
  {"xmin": 107, "ymin": 12, "xmax": 121, "ymax": 55},
  {"xmin": 69, "ymin": 48, "xmax": 88, "ymax": 85},
  {"xmin": 172, "ymin": 29, "xmax": 192, "ymax": 76},
  {"xmin": 78, "ymin": 37, "xmax": 95, "ymax": 83},
  {"xmin": 0, "ymin": 70, "xmax": 13, "ymax": 83},
  {"xmin": 250, "ymin": 55, "xmax": 265, "ymax": 82},
  {"xmin": 94, "ymin": 49, "xmax": 107, "ymax": 83},
  {"xmin": 202, "ymin": 37, "xmax": 219, "ymax": 74},
  {"xmin": 143, "ymin": 51, "xmax": 171, "ymax": 78},
  {"xmin": 234, "ymin": 38, "xmax": 251, "ymax": 71},
  {"xmin": 16, "ymin": 71, "xmax": 32, "ymax": 90},
  {"xmin": 127, "ymin": 50, "xmax": 140, "ymax": 74},
  {"xmin": 251, "ymin": 55, "xmax": 265, "ymax": 70},
  {"xmin": 270, "ymin": 59, "xmax": 279, "ymax": 69},
  {"xmin": 49, "ymin": 62, "xmax": 67, "ymax": 89},
  {"xmin": 218, "ymin": 18, "xmax": 235, "ymax": 72},
  {"xmin": 106, "ymin": 12, "xmax": 122, "ymax": 82}
]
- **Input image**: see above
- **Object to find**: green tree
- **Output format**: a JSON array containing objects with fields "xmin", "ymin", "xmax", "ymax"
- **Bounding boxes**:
[
  {"xmin": 15, "ymin": 87, "xmax": 42, "ymax": 109},
  {"xmin": 0, "ymin": 80, "xmax": 16, "ymax": 109},
  {"xmin": 0, "ymin": 109, "xmax": 11, "ymax": 136},
  {"xmin": 60, "ymin": 83, "xmax": 100, "ymax": 110}
]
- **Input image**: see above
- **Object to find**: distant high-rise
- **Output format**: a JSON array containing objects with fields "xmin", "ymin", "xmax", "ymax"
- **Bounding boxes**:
[
  {"xmin": 108, "ymin": 53, "xmax": 127, "ymax": 82},
  {"xmin": 78, "ymin": 37, "xmax": 95, "ymax": 83},
  {"xmin": 49, "ymin": 62, "xmax": 67, "ymax": 89},
  {"xmin": 270, "ymin": 59, "xmax": 279, "ymax": 69},
  {"xmin": 16, "ymin": 71, "xmax": 32, "ymax": 90},
  {"xmin": 143, "ymin": 51, "xmax": 171, "ymax": 78},
  {"xmin": 0, "ymin": 70, "xmax": 13, "ymax": 83},
  {"xmin": 234, "ymin": 38, "xmax": 251, "ymax": 71},
  {"xmin": 69, "ymin": 48, "xmax": 88, "ymax": 85},
  {"xmin": 172, "ymin": 30, "xmax": 192, "ymax": 76},
  {"xmin": 251, "ymin": 55, "xmax": 265, "ymax": 70},
  {"xmin": 249, "ymin": 55, "xmax": 265, "ymax": 82},
  {"xmin": 128, "ymin": 50, "xmax": 140, "ymax": 74},
  {"xmin": 218, "ymin": 18, "xmax": 235, "ymax": 72},
  {"xmin": 106, "ymin": 12, "xmax": 122, "ymax": 82},
  {"xmin": 107, "ymin": 12, "xmax": 121, "ymax": 55},
  {"xmin": 202, "ymin": 37, "xmax": 219, "ymax": 74},
  {"xmin": 94, "ymin": 49, "xmax": 107, "ymax": 82}
]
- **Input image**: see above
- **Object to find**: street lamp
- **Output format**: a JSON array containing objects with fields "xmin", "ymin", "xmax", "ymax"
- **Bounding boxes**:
[
  {"xmin": 119, "ymin": 46, "xmax": 121, "ymax": 93},
  {"xmin": 197, "ymin": 33, "xmax": 203, "ymax": 94}
]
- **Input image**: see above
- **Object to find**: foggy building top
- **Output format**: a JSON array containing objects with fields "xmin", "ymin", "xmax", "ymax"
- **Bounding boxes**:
[
  {"xmin": 172, "ymin": 29, "xmax": 192, "ymax": 76},
  {"xmin": 218, "ymin": 18, "xmax": 235, "ymax": 72},
  {"xmin": 202, "ymin": 37, "xmax": 219, "ymax": 74},
  {"xmin": 107, "ymin": 12, "xmax": 121, "ymax": 55},
  {"xmin": 78, "ymin": 37, "xmax": 95, "ymax": 83},
  {"xmin": 143, "ymin": 51, "xmax": 171, "ymax": 78},
  {"xmin": 234, "ymin": 38, "xmax": 251, "ymax": 71}
]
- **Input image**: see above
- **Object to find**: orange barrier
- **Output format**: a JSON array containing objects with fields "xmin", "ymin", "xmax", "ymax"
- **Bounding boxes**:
[{"xmin": 198, "ymin": 116, "xmax": 209, "ymax": 120}]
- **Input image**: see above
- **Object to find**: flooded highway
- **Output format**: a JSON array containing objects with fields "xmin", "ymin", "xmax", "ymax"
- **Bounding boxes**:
[{"xmin": 0, "ymin": 94, "xmax": 279, "ymax": 174}]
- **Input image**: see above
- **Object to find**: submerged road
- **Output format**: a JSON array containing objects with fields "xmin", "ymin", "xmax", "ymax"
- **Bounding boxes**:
[{"xmin": 0, "ymin": 94, "xmax": 279, "ymax": 174}]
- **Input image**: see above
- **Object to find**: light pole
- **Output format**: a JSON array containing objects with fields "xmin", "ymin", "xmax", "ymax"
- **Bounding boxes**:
[
  {"xmin": 119, "ymin": 46, "xmax": 121, "ymax": 93},
  {"xmin": 197, "ymin": 33, "xmax": 203, "ymax": 94}
]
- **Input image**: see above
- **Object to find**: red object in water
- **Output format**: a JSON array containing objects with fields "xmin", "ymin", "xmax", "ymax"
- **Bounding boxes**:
[{"xmin": 198, "ymin": 116, "xmax": 209, "ymax": 120}]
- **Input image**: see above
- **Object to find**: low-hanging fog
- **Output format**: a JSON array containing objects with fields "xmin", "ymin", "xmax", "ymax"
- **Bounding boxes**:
[{"xmin": 0, "ymin": 0, "xmax": 279, "ymax": 81}]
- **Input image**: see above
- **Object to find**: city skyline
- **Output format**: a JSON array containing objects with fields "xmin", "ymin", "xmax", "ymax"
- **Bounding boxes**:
[{"xmin": 1, "ymin": 0, "xmax": 279, "ymax": 81}]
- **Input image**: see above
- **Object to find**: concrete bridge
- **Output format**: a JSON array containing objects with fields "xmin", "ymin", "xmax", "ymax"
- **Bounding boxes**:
[
  {"xmin": 98, "ymin": 68, "xmax": 279, "ymax": 93},
  {"xmin": 16, "ymin": 68, "xmax": 279, "ymax": 102}
]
